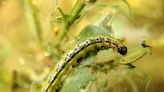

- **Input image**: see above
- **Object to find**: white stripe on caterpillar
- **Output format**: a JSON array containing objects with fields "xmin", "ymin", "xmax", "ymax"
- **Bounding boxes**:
[{"xmin": 42, "ymin": 36, "xmax": 127, "ymax": 92}]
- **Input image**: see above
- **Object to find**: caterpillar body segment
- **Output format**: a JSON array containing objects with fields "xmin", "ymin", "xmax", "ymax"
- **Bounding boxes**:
[{"xmin": 42, "ymin": 36, "xmax": 127, "ymax": 92}]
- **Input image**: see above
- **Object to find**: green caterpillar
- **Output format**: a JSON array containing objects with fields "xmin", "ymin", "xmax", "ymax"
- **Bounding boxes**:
[{"xmin": 42, "ymin": 35, "xmax": 127, "ymax": 92}]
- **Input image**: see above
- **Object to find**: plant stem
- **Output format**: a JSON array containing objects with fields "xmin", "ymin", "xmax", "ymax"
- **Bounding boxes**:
[
  {"xmin": 23, "ymin": 0, "xmax": 42, "ymax": 41},
  {"xmin": 53, "ymin": 0, "xmax": 86, "ymax": 47}
]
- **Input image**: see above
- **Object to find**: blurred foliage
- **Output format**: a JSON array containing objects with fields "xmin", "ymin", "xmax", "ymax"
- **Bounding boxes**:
[{"xmin": 0, "ymin": 0, "xmax": 164, "ymax": 92}]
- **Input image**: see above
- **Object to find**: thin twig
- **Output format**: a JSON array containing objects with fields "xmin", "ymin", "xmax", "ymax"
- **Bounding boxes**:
[{"xmin": 23, "ymin": 0, "xmax": 42, "ymax": 41}]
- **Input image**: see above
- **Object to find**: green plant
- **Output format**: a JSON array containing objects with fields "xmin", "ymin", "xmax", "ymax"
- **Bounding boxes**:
[{"xmin": 30, "ymin": 0, "xmax": 152, "ymax": 92}]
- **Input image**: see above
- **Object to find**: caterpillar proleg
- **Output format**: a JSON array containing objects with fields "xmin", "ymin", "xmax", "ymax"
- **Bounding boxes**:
[{"xmin": 42, "ymin": 35, "xmax": 127, "ymax": 92}]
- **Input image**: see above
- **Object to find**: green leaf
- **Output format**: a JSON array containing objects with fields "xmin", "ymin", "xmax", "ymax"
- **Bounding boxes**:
[
  {"xmin": 112, "ymin": 16, "xmax": 125, "ymax": 38},
  {"xmin": 76, "ymin": 25, "xmax": 111, "ymax": 42},
  {"xmin": 60, "ymin": 67, "xmax": 96, "ymax": 92},
  {"xmin": 120, "ymin": 46, "xmax": 151, "ymax": 64}
]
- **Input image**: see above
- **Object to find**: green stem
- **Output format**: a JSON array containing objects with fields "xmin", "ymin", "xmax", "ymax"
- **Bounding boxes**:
[
  {"xmin": 23, "ymin": 0, "xmax": 61, "ymax": 60},
  {"xmin": 68, "ymin": 0, "xmax": 86, "ymax": 26},
  {"xmin": 23, "ymin": 0, "xmax": 42, "ymax": 41},
  {"xmin": 53, "ymin": 0, "xmax": 86, "ymax": 47}
]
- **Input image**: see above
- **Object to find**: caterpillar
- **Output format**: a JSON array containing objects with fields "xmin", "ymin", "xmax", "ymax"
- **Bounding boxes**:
[{"xmin": 42, "ymin": 35, "xmax": 127, "ymax": 92}]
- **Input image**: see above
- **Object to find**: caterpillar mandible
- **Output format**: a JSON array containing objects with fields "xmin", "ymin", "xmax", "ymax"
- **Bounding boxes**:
[{"xmin": 42, "ymin": 35, "xmax": 127, "ymax": 92}]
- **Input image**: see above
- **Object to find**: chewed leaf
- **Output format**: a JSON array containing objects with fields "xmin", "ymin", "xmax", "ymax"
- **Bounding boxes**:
[
  {"xmin": 60, "ymin": 67, "xmax": 96, "ymax": 92},
  {"xmin": 120, "ymin": 46, "xmax": 151, "ymax": 64}
]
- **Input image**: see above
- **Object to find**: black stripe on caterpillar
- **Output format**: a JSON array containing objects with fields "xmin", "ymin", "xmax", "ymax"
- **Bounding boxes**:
[{"xmin": 42, "ymin": 36, "xmax": 127, "ymax": 92}]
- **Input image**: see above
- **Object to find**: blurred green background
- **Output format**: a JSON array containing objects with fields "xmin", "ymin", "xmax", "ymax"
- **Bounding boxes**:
[{"xmin": 0, "ymin": 0, "xmax": 164, "ymax": 92}]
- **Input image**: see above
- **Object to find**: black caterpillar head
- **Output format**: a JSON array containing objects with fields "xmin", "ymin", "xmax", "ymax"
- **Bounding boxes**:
[{"xmin": 118, "ymin": 46, "xmax": 127, "ymax": 55}]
